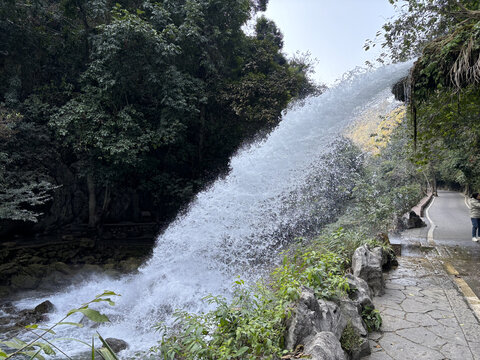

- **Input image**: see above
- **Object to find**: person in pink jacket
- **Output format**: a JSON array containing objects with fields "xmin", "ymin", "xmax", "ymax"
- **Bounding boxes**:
[{"xmin": 468, "ymin": 193, "xmax": 480, "ymax": 242}]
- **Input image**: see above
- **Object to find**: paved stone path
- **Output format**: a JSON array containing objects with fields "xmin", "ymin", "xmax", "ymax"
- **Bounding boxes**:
[{"xmin": 365, "ymin": 256, "xmax": 480, "ymax": 360}]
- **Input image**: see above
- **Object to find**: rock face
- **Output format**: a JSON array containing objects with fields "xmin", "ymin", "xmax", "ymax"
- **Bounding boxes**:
[
  {"xmin": 285, "ymin": 287, "xmax": 371, "ymax": 360},
  {"xmin": 352, "ymin": 245, "xmax": 385, "ymax": 296},
  {"xmin": 285, "ymin": 288, "xmax": 344, "ymax": 350},
  {"xmin": 304, "ymin": 332, "xmax": 347, "ymax": 360},
  {"xmin": 0, "ymin": 239, "xmax": 151, "ymax": 299},
  {"xmin": 16, "ymin": 300, "xmax": 55, "ymax": 327},
  {"xmin": 345, "ymin": 274, "xmax": 373, "ymax": 310},
  {"xmin": 285, "ymin": 244, "xmax": 391, "ymax": 360},
  {"xmin": 34, "ymin": 300, "xmax": 54, "ymax": 315},
  {"xmin": 104, "ymin": 338, "xmax": 128, "ymax": 353}
]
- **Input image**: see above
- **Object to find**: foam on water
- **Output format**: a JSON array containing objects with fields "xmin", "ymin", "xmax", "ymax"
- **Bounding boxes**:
[{"xmin": 13, "ymin": 63, "xmax": 412, "ymax": 357}]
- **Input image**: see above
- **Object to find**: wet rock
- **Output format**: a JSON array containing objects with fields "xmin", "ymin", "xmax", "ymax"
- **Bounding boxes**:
[
  {"xmin": 24, "ymin": 263, "xmax": 48, "ymax": 277},
  {"xmin": 29, "ymin": 256, "xmax": 45, "ymax": 264},
  {"xmin": 34, "ymin": 300, "xmax": 54, "ymax": 315},
  {"xmin": 352, "ymin": 245, "xmax": 384, "ymax": 296},
  {"xmin": 81, "ymin": 255, "xmax": 96, "ymax": 264},
  {"xmin": 16, "ymin": 300, "xmax": 54, "ymax": 326},
  {"xmin": 103, "ymin": 338, "xmax": 128, "ymax": 353},
  {"xmin": 0, "ymin": 262, "xmax": 20, "ymax": 276},
  {"xmin": 304, "ymin": 331, "xmax": 347, "ymax": 360},
  {"xmin": 41, "ymin": 271, "xmax": 69, "ymax": 288},
  {"xmin": 119, "ymin": 257, "xmax": 140, "ymax": 272},
  {"xmin": 16, "ymin": 311, "xmax": 43, "ymax": 326},
  {"xmin": 53, "ymin": 262, "xmax": 72, "ymax": 275},
  {"xmin": 10, "ymin": 273, "xmax": 41, "ymax": 290},
  {"xmin": 82, "ymin": 264, "xmax": 103, "ymax": 273},
  {"xmin": 0, "ymin": 302, "xmax": 15, "ymax": 314}
]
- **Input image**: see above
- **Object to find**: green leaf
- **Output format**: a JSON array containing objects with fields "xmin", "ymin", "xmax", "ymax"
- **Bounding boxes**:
[
  {"xmin": 95, "ymin": 291, "xmax": 120, "ymax": 299},
  {"xmin": 58, "ymin": 322, "xmax": 84, "ymax": 328},
  {"xmin": 90, "ymin": 298, "xmax": 115, "ymax": 306},
  {"xmin": 0, "ymin": 350, "xmax": 8, "ymax": 358},
  {"xmin": 235, "ymin": 346, "xmax": 249, "ymax": 356},
  {"xmin": 22, "ymin": 350, "xmax": 44, "ymax": 360},
  {"xmin": 32, "ymin": 342, "xmax": 55, "ymax": 355},
  {"xmin": 97, "ymin": 347, "xmax": 118, "ymax": 360},
  {"xmin": 70, "ymin": 309, "xmax": 110, "ymax": 323},
  {"xmin": 97, "ymin": 333, "xmax": 119, "ymax": 360},
  {"xmin": 1, "ymin": 337, "xmax": 27, "ymax": 350}
]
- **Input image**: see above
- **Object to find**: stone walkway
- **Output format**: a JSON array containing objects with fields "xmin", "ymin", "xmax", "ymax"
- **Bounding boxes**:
[{"xmin": 365, "ymin": 256, "xmax": 480, "ymax": 360}]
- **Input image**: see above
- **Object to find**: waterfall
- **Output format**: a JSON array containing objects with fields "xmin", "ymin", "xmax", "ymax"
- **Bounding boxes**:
[{"xmin": 12, "ymin": 63, "xmax": 412, "ymax": 358}]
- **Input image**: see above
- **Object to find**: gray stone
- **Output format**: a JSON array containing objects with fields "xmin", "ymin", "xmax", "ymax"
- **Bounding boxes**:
[
  {"xmin": 350, "ymin": 336, "xmax": 371, "ymax": 360},
  {"xmin": 0, "ymin": 262, "xmax": 20, "ymax": 276},
  {"xmin": 34, "ymin": 300, "xmax": 54, "ymax": 315},
  {"xmin": 339, "ymin": 300, "xmax": 367, "ymax": 337},
  {"xmin": 346, "ymin": 274, "xmax": 373, "ymax": 309},
  {"xmin": 53, "ymin": 262, "xmax": 72, "ymax": 275},
  {"xmin": 103, "ymin": 338, "xmax": 128, "ymax": 353},
  {"xmin": 352, "ymin": 245, "xmax": 385, "ymax": 296},
  {"xmin": 285, "ymin": 288, "xmax": 344, "ymax": 349},
  {"xmin": 10, "ymin": 273, "xmax": 40, "ymax": 290},
  {"xmin": 304, "ymin": 331, "xmax": 347, "ymax": 360}
]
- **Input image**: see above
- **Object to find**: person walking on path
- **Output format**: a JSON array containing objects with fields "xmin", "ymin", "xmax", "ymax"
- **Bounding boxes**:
[{"xmin": 467, "ymin": 192, "xmax": 480, "ymax": 242}]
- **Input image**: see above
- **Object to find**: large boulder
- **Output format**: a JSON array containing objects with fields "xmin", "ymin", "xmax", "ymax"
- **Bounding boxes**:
[
  {"xmin": 34, "ymin": 300, "xmax": 54, "ymax": 315},
  {"xmin": 352, "ymin": 245, "xmax": 384, "ymax": 296},
  {"xmin": 345, "ymin": 274, "xmax": 373, "ymax": 310},
  {"xmin": 339, "ymin": 301, "xmax": 367, "ymax": 338},
  {"xmin": 285, "ymin": 288, "xmax": 344, "ymax": 350},
  {"xmin": 304, "ymin": 332, "xmax": 347, "ymax": 360},
  {"xmin": 16, "ymin": 300, "xmax": 54, "ymax": 326},
  {"xmin": 103, "ymin": 338, "xmax": 128, "ymax": 353}
]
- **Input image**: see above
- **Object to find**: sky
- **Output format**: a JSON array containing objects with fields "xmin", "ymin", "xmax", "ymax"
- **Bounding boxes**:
[{"xmin": 260, "ymin": 0, "xmax": 396, "ymax": 85}]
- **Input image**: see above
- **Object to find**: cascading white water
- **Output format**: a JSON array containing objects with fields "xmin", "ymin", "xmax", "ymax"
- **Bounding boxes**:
[{"xmin": 12, "ymin": 63, "xmax": 412, "ymax": 358}]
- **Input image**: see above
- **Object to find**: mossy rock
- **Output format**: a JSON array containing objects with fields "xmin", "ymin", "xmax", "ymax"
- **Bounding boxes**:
[
  {"xmin": 24, "ymin": 263, "xmax": 48, "ymax": 277},
  {"xmin": 53, "ymin": 262, "xmax": 72, "ymax": 275},
  {"xmin": 11, "ymin": 274, "xmax": 40, "ymax": 290}
]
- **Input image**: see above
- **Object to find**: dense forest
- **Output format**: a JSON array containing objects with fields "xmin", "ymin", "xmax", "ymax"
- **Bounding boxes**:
[{"xmin": 0, "ymin": 0, "xmax": 318, "ymax": 238}]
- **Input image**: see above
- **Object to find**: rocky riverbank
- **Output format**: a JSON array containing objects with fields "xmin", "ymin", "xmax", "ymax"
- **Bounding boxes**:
[{"xmin": 0, "ymin": 225, "xmax": 156, "ymax": 300}]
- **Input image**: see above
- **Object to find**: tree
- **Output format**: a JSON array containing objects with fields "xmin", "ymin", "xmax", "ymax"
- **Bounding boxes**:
[
  {"xmin": 0, "ymin": 0, "xmax": 317, "ymax": 233},
  {"xmin": 366, "ymin": 0, "xmax": 480, "ymax": 62},
  {"xmin": 0, "ymin": 107, "xmax": 55, "ymax": 222}
]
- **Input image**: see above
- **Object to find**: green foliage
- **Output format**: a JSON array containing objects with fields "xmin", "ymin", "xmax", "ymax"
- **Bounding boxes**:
[
  {"xmin": 272, "ymin": 250, "xmax": 349, "ymax": 301},
  {"xmin": 0, "ymin": 0, "xmax": 318, "ymax": 229},
  {"xmin": 0, "ymin": 106, "xmax": 57, "ymax": 222},
  {"xmin": 155, "ymin": 282, "xmax": 286, "ymax": 359},
  {"xmin": 339, "ymin": 321, "xmax": 362, "ymax": 354},
  {"xmin": 0, "ymin": 290, "xmax": 120, "ymax": 360},
  {"xmin": 362, "ymin": 306, "xmax": 383, "ymax": 332},
  {"xmin": 366, "ymin": 0, "xmax": 480, "ymax": 62}
]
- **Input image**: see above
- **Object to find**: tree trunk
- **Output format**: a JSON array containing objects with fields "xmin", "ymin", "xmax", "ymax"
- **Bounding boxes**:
[{"xmin": 87, "ymin": 173, "xmax": 97, "ymax": 228}]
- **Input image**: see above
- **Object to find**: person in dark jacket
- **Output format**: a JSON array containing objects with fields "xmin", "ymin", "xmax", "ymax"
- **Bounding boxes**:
[{"xmin": 467, "ymin": 193, "xmax": 480, "ymax": 242}]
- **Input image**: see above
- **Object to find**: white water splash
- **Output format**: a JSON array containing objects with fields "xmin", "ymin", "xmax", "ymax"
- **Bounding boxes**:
[{"xmin": 13, "ymin": 63, "xmax": 412, "ymax": 358}]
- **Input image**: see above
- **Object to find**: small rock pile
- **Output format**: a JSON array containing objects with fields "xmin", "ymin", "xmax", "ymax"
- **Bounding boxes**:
[{"xmin": 285, "ymin": 244, "xmax": 394, "ymax": 360}]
